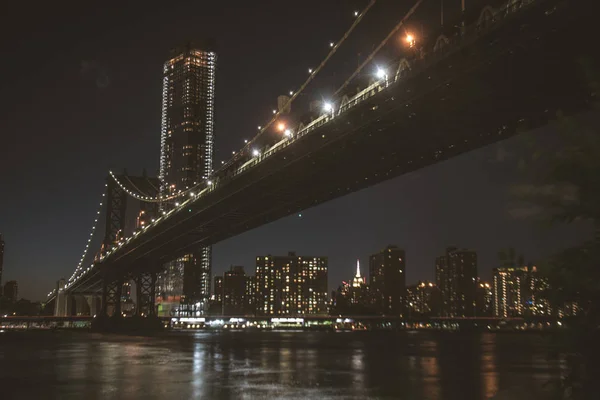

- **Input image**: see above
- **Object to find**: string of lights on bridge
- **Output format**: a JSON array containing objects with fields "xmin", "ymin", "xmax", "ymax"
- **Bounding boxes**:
[
  {"xmin": 57, "ymin": 0, "xmax": 535, "ymax": 293},
  {"xmin": 67, "ymin": 186, "xmax": 106, "ymax": 283}
]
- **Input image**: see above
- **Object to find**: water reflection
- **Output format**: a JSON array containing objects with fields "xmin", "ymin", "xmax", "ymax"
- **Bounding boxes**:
[
  {"xmin": 0, "ymin": 331, "xmax": 564, "ymax": 399},
  {"xmin": 420, "ymin": 339, "xmax": 440, "ymax": 399},
  {"xmin": 192, "ymin": 342, "xmax": 205, "ymax": 398},
  {"xmin": 481, "ymin": 334, "xmax": 499, "ymax": 399}
]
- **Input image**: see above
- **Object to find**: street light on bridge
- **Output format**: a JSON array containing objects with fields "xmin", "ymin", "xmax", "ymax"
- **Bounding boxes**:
[{"xmin": 405, "ymin": 33, "xmax": 416, "ymax": 48}]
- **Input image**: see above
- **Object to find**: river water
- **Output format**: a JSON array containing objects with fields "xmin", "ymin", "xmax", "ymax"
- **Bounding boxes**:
[{"xmin": 0, "ymin": 330, "xmax": 564, "ymax": 399}]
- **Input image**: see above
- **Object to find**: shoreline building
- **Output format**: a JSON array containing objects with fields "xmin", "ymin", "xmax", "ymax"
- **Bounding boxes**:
[
  {"xmin": 369, "ymin": 245, "xmax": 406, "ymax": 316},
  {"xmin": 156, "ymin": 41, "xmax": 217, "ymax": 317},
  {"xmin": 406, "ymin": 281, "xmax": 441, "ymax": 317},
  {"xmin": 436, "ymin": 247, "xmax": 478, "ymax": 317},
  {"xmin": 255, "ymin": 252, "xmax": 328, "ymax": 316}
]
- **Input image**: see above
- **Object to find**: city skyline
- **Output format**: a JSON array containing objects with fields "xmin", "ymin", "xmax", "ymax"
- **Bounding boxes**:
[{"xmin": 0, "ymin": 0, "xmax": 594, "ymax": 301}]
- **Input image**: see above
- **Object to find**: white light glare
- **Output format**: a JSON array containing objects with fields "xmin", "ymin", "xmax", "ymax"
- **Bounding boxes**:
[
  {"xmin": 252, "ymin": 149, "xmax": 260, "ymax": 157},
  {"xmin": 323, "ymin": 102, "xmax": 333, "ymax": 112},
  {"xmin": 329, "ymin": 42, "xmax": 334, "ymax": 47},
  {"xmin": 284, "ymin": 129, "xmax": 292, "ymax": 137},
  {"xmin": 354, "ymin": 11, "xmax": 359, "ymax": 17},
  {"xmin": 272, "ymin": 109, "xmax": 277, "ymax": 114},
  {"xmin": 207, "ymin": 180, "xmax": 213, "ymax": 185},
  {"xmin": 308, "ymin": 68, "xmax": 313, "ymax": 73},
  {"xmin": 376, "ymin": 68, "xmax": 387, "ymax": 79}
]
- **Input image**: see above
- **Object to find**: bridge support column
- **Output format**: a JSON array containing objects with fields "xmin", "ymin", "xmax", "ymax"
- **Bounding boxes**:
[
  {"xmin": 85, "ymin": 295, "xmax": 101, "ymax": 317},
  {"xmin": 135, "ymin": 272, "xmax": 157, "ymax": 317},
  {"xmin": 101, "ymin": 277, "xmax": 123, "ymax": 317},
  {"xmin": 73, "ymin": 295, "xmax": 90, "ymax": 316}
]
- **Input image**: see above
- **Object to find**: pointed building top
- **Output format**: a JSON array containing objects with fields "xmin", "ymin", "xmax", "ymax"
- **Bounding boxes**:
[{"xmin": 352, "ymin": 259, "xmax": 365, "ymax": 288}]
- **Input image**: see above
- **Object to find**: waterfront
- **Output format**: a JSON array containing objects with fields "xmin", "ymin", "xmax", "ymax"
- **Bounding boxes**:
[{"xmin": 0, "ymin": 331, "xmax": 564, "ymax": 399}]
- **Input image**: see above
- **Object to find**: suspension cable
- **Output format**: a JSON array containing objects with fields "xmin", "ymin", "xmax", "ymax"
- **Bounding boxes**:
[
  {"xmin": 109, "ymin": 171, "xmax": 193, "ymax": 203},
  {"xmin": 68, "ymin": 188, "xmax": 106, "ymax": 282},
  {"xmin": 219, "ymin": 0, "xmax": 377, "ymax": 170},
  {"xmin": 333, "ymin": 0, "xmax": 424, "ymax": 98},
  {"xmin": 108, "ymin": 2, "xmax": 378, "ymax": 204}
]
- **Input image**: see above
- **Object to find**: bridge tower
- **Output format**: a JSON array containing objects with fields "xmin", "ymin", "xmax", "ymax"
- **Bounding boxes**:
[{"xmin": 103, "ymin": 174, "xmax": 127, "ymax": 250}]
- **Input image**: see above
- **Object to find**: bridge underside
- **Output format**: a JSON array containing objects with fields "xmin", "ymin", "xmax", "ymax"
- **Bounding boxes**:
[{"xmin": 69, "ymin": 0, "xmax": 596, "ymax": 294}]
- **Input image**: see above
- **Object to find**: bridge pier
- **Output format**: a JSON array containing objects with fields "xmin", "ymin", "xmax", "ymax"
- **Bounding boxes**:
[
  {"xmin": 101, "ymin": 277, "xmax": 123, "ymax": 317},
  {"xmin": 85, "ymin": 295, "xmax": 101, "ymax": 317},
  {"xmin": 73, "ymin": 295, "xmax": 90, "ymax": 316},
  {"xmin": 135, "ymin": 272, "xmax": 157, "ymax": 317}
]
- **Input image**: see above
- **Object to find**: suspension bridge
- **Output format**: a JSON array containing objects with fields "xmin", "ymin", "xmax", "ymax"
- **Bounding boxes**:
[{"xmin": 45, "ymin": 0, "xmax": 596, "ymax": 324}]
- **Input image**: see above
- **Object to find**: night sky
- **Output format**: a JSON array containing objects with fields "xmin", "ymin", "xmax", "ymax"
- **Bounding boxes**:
[{"xmin": 0, "ymin": 1, "xmax": 592, "ymax": 301}]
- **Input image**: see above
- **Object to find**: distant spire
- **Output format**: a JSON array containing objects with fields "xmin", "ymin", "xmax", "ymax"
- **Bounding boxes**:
[{"xmin": 355, "ymin": 259, "xmax": 361, "ymax": 278}]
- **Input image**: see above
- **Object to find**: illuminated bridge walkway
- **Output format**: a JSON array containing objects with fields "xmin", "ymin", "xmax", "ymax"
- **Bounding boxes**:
[{"xmin": 47, "ymin": 0, "xmax": 596, "ymax": 319}]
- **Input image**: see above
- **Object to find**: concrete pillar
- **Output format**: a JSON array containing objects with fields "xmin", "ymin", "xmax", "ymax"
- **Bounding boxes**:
[
  {"xmin": 54, "ymin": 279, "xmax": 67, "ymax": 317},
  {"xmin": 86, "ymin": 295, "xmax": 101, "ymax": 317}
]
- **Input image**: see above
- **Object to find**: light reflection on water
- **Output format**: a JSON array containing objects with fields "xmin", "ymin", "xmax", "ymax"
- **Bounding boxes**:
[{"xmin": 0, "ymin": 331, "xmax": 563, "ymax": 399}]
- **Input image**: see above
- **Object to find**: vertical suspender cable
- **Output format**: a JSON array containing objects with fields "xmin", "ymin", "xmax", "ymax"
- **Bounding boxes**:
[{"xmin": 333, "ymin": 0, "xmax": 425, "ymax": 98}]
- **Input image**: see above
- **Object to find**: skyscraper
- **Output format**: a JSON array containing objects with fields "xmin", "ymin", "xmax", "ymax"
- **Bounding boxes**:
[
  {"xmin": 3, "ymin": 280, "xmax": 18, "ymax": 302},
  {"xmin": 436, "ymin": 247, "xmax": 478, "ymax": 317},
  {"xmin": 0, "ymin": 234, "xmax": 4, "ymax": 296},
  {"xmin": 255, "ymin": 252, "xmax": 328, "ymax": 316},
  {"xmin": 448, "ymin": 248, "xmax": 478, "ymax": 317},
  {"xmin": 369, "ymin": 245, "xmax": 406, "ymax": 316},
  {"xmin": 223, "ymin": 266, "xmax": 246, "ymax": 315},
  {"xmin": 156, "ymin": 41, "xmax": 217, "ymax": 316},
  {"xmin": 493, "ymin": 266, "xmax": 529, "ymax": 317},
  {"xmin": 406, "ymin": 281, "xmax": 442, "ymax": 316}
]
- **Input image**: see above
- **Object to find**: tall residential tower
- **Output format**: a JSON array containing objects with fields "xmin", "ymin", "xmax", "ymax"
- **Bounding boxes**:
[
  {"xmin": 369, "ymin": 245, "xmax": 406, "ymax": 316},
  {"xmin": 156, "ymin": 42, "xmax": 217, "ymax": 316}
]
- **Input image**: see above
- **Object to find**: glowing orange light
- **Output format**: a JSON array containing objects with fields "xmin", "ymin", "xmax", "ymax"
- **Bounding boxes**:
[
  {"xmin": 405, "ymin": 34, "xmax": 415, "ymax": 47},
  {"xmin": 277, "ymin": 123, "xmax": 285, "ymax": 132}
]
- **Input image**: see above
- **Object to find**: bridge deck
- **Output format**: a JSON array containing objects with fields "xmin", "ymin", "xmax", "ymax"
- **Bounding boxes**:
[{"xmin": 67, "ymin": 0, "xmax": 596, "ymax": 293}]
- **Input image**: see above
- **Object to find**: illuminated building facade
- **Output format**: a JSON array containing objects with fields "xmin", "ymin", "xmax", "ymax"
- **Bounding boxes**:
[
  {"xmin": 493, "ymin": 265, "xmax": 555, "ymax": 318},
  {"xmin": 476, "ymin": 280, "xmax": 494, "ymax": 316},
  {"xmin": 255, "ymin": 252, "xmax": 328, "ymax": 316},
  {"xmin": 350, "ymin": 260, "xmax": 368, "ymax": 306},
  {"xmin": 369, "ymin": 245, "xmax": 406, "ymax": 316},
  {"xmin": 244, "ymin": 275, "xmax": 256, "ymax": 316},
  {"xmin": 436, "ymin": 247, "xmax": 478, "ymax": 317},
  {"xmin": 332, "ymin": 260, "xmax": 371, "ymax": 314},
  {"xmin": 492, "ymin": 266, "xmax": 529, "ymax": 317},
  {"xmin": 157, "ymin": 41, "xmax": 217, "ymax": 315},
  {"xmin": 406, "ymin": 281, "xmax": 441, "ymax": 316}
]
